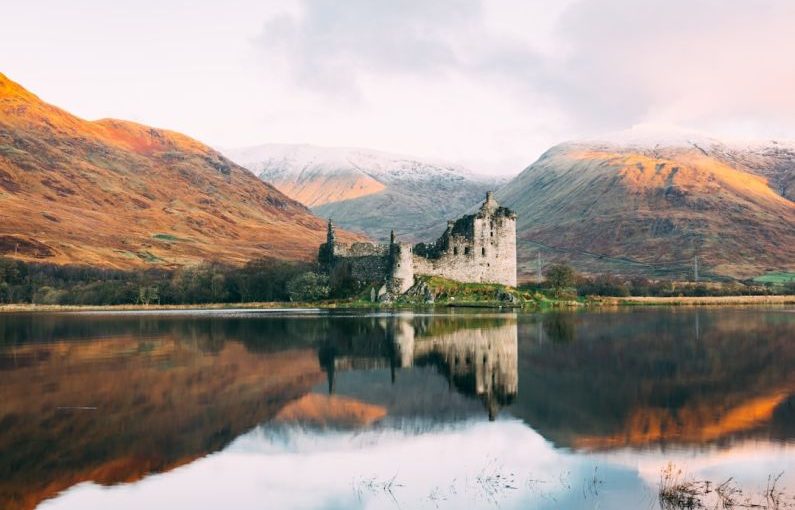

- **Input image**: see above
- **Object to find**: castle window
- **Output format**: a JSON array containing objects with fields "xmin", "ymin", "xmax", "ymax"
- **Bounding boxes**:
[
  {"xmin": 482, "ymin": 247, "xmax": 486, "ymax": 256},
  {"xmin": 453, "ymin": 247, "xmax": 458, "ymax": 255},
  {"xmin": 464, "ymin": 247, "xmax": 470, "ymax": 255},
  {"xmin": 490, "ymin": 231, "xmax": 494, "ymax": 237}
]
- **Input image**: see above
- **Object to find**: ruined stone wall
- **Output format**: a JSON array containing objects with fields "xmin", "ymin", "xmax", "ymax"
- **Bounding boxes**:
[
  {"xmin": 333, "ymin": 242, "xmax": 389, "ymax": 258},
  {"xmin": 412, "ymin": 212, "xmax": 516, "ymax": 286},
  {"xmin": 331, "ymin": 242, "xmax": 390, "ymax": 283}
]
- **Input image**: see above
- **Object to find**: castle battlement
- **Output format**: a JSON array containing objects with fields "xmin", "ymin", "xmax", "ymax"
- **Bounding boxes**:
[{"xmin": 319, "ymin": 192, "xmax": 517, "ymax": 300}]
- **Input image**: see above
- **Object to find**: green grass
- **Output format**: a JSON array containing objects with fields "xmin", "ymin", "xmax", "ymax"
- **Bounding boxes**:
[
  {"xmin": 753, "ymin": 271, "xmax": 795, "ymax": 285},
  {"xmin": 410, "ymin": 276, "xmax": 521, "ymax": 305},
  {"xmin": 152, "ymin": 233, "xmax": 184, "ymax": 242},
  {"xmin": 136, "ymin": 251, "xmax": 165, "ymax": 264},
  {"xmin": 112, "ymin": 249, "xmax": 139, "ymax": 259},
  {"xmin": 328, "ymin": 276, "xmax": 584, "ymax": 309}
]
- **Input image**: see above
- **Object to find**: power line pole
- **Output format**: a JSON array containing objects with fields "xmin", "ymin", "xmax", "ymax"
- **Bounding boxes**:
[
  {"xmin": 694, "ymin": 255, "xmax": 699, "ymax": 282},
  {"xmin": 537, "ymin": 251, "xmax": 542, "ymax": 284}
]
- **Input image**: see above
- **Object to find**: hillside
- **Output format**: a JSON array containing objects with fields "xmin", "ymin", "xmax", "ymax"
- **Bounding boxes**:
[
  {"xmin": 0, "ymin": 73, "xmax": 360, "ymax": 269},
  {"xmin": 225, "ymin": 144, "xmax": 502, "ymax": 242},
  {"xmin": 497, "ymin": 132, "xmax": 795, "ymax": 280}
]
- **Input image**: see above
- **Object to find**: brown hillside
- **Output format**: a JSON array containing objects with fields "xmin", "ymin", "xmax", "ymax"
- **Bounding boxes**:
[
  {"xmin": 270, "ymin": 172, "xmax": 386, "ymax": 207},
  {"xmin": 0, "ymin": 73, "xmax": 361, "ymax": 269},
  {"xmin": 497, "ymin": 142, "xmax": 795, "ymax": 279},
  {"xmin": 0, "ymin": 336, "xmax": 325, "ymax": 510}
]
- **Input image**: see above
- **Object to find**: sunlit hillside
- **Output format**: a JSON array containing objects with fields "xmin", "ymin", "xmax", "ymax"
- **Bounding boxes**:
[
  {"xmin": 0, "ymin": 73, "xmax": 361, "ymax": 269},
  {"xmin": 497, "ymin": 137, "xmax": 795, "ymax": 280}
]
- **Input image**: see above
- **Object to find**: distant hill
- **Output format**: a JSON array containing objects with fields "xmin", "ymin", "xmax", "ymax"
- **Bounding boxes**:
[
  {"xmin": 225, "ymin": 144, "xmax": 504, "ymax": 242},
  {"xmin": 497, "ymin": 129, "xmax": 795, "ymax": 280},
  {"xmin": 0, "ymin": 73, "xmax": 360, "ymax": 269}
]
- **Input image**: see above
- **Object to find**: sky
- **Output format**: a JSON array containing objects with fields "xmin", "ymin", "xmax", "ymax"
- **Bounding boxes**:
[{"xmin": 3, "ymin": 0, "xmax": 795, "ymax": 174}]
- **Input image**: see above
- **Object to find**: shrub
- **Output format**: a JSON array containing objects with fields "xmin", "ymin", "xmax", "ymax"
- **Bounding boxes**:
[
  {"xmin": 286, "ymin": 272, "xmax": 330, "ymax": 302},
  {"xmin": 545, "ymin": 263, "xmax": 577, "ymax": 297}
]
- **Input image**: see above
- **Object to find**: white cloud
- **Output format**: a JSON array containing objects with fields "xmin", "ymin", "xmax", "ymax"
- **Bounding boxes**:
[
  {"xmin": 2, "ymin": 0, "xmax": 794, "ymax": 174},
  {"xmin": 251, "ymin": 0, "xmax": 795, "ymax": 172}
]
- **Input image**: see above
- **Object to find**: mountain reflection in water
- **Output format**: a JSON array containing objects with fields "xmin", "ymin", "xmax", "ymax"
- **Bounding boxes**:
[{"xmin": 0, "ymin": 308, "xmax": 793, "ymax": 510}]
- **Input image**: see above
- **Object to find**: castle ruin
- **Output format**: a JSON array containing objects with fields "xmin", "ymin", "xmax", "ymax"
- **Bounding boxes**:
[{"xmin": 319, "ymin": 192, "xmax": 517, "ymax": 299}]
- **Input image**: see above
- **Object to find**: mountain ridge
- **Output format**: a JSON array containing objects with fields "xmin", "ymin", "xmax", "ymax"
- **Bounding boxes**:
[
  {"xmin": 497, "ymin": 135, "xmax": 795, "ymax": 280},
  {"xmin": 0, "ymin": 72, "xmax": 361, "ymax": 269},
  {"xmin": 225, "ymin": 143, "xmax": 506, "ymax": 241}
]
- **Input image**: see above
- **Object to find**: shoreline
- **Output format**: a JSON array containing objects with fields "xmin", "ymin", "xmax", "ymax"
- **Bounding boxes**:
[
  {"xmin": 0, "ymin": 294, "xmax": 793, "ymax": 313},
  {"xmin": 589, "ymin": 295, "xmax": 795, "ymax": 306}
]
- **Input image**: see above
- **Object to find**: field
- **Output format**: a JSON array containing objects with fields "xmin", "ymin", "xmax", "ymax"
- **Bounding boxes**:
[{"xmin": 753, "ymin": 271, "xmax": 795, "ymax": 284}]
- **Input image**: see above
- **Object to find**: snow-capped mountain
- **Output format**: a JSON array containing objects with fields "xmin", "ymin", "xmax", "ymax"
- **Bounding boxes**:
[
  {"xmin": 566, "ymin": 125, "xmax": 795, "ymax": 200},
  {"xmin": 496, "ymin": 128, "xmax": 795, "ymax": 280},
  {"xmin": 224, "ymin": 144, "xmax": 507, "ymax": 241}
]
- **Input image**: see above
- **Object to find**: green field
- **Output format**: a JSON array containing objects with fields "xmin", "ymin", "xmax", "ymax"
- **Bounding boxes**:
[{"xmin": 753, "ymin": 271, "xmax": 795, "ymax": 284}]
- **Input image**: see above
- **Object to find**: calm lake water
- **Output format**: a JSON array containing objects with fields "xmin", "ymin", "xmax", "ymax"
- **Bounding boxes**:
[{"xmin": 1, "ymin": 307, "xmax": 794, "ymax": 510}]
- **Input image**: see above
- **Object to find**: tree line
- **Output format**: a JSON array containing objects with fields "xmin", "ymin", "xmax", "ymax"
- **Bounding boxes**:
[
  {"xmin": 532, "ymin": 263, "xmax": 795, "ymax": 298},
  {"xmin": 0, "ymin": 257, "xmax": 791, "ymax": 306},
  {"xmin": 0, "ymin": 257, "xmax": 330, "ymax": 305}
]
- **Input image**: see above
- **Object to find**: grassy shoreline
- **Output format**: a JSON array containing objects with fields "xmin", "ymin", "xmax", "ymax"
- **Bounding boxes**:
[
  {"xmin": 589, "ymin": 295, "xmax": 795, "ymax": 306},
  {"xmin": 0, "ymin": 294, "xmax": 792, "ymax": 313}
]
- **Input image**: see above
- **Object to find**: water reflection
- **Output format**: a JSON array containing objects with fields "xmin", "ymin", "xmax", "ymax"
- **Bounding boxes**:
[
  {"xmin": 0, "ymin": 307, "xmax": 793, "ymax": 510},
  {"xmin": 513, "ymin": 309, "xmax": 795, "ymax": 449},
  {"xmin": 319, "ymin": 315, "xmax": 518, "ymax": 419}
]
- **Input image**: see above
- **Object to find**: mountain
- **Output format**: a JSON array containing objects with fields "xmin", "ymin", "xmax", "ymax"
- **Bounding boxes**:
[
  {"xmin": 497, "ymin": 128, "xmax": 795, "ymax": 280},
  {"xmin": 224, "ymin": 144, "xmax": 504, "ymax": 241},
  {"xmin": 0, "ymin": 73, "xmax": 359, "ymax": 269}
]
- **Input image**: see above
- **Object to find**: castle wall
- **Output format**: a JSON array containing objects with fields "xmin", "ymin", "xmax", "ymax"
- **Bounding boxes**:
[
  {"xmin": 331, "ymin": 242, "xmax": 389, "ymax": 283},
  {"xmin": 411, "ymin": 213, "xmax": 516, "ymax": 287},
  {"xmin": 388, "ymin": 243, "xmax": 414, "ymax": 294}
]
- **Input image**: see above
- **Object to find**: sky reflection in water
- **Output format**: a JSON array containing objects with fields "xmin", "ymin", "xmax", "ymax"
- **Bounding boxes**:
[{"xmin": 39, "ymin": 420, "xmax": 795, "ymax": 510}]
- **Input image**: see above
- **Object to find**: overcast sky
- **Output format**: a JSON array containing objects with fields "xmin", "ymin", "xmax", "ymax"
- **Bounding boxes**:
[{"xmin": 3, "ymin": 0, "xmax": 795, "ymax": 174}]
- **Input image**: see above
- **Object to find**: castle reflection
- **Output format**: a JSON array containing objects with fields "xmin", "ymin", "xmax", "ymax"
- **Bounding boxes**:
[{"xmin": 318, "ymin": 314, "xmax": 518, "ymax": 420}]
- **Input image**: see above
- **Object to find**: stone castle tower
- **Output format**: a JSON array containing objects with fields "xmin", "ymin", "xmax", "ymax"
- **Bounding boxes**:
[{"xmin": 319, "ymin": 192, "xmax": 517, "ymax": 297}]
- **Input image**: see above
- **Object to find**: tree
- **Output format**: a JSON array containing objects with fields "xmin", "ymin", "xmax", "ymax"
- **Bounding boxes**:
[
  {"xmin": 286, "ymin": 272, "xmax": 330, "ymax": 302},
  {"xmin": 138, "ymin": 285, "xmax": 160, "ymax": 305},
  {"xmin": 545, "ymin": 263, "xmax": 577, "ymax": 297}
]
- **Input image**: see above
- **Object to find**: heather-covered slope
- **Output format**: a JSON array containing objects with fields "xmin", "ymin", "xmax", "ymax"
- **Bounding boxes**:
[
  {"xmin": 497, "ymin": 135, "xmax": 795, "ymax": 280},
  {"xmin": 0, "ymin": 73, "xmax": 359, "ymax": 269},
  {"xmin": 225, "ymin": 144, "xmax": 502, "ymax": 242}
]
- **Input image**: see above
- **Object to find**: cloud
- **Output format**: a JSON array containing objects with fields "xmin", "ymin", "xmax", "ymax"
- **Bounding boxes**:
[
  {"xmin": 257, "ymin": 0, "xmax": 483, "ymax": 97},
  {"xmin": 258, "ymin": 0, "xmax": 795, "ymax": 120},
  {"xmin": 550, "ymin": 0, "xmax": 795, "ymax": 131},
  {"xmin": 5, "ymin": 0, "xmax": 793, "ymax": 174},
  {"xmin": 250, "ymin": 0, "xmax": 795, "ymax": 171}
]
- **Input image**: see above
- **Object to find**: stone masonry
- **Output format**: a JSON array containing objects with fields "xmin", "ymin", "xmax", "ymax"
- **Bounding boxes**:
[{"xmin": 319, "ymin": 192, "xmax": 517, "ymax": 299}]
